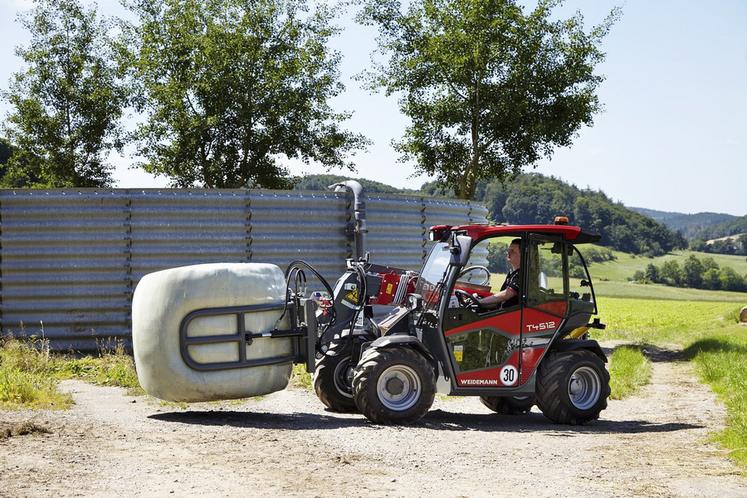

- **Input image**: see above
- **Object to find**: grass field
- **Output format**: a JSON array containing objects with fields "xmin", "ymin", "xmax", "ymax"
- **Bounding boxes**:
[
  {"xmin": 590, "ymin": 247, "xmax": 747, "ymax": 283},
  {"xmin": 596, "ymin": 296, "xmax": 747, "ymax": 467}
]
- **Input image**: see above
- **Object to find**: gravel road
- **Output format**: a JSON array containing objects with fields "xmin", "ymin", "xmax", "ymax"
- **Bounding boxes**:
[{"xmin": 2, "ymin": 345, "xmax": 746, "ymax": 497}]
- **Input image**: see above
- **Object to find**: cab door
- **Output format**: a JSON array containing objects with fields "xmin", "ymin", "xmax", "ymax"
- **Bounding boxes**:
[
  {"xmin": 441, "ymin": 237, "xmax": 525, "ymax": 390},
  {"xmin": 520, "ymin": 234, "xmax": 569, "ymax": 383}
]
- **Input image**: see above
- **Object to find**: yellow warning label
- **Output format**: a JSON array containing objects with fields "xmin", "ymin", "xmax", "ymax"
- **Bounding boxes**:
[
  {"xmin": 454, "ymin": 345, "xmax": 464, "ymax": 362},
  {"xmin": 345, "ymin": 288, "xmax": 359, "ymax": 303},
  {"xmin": 386, "ymin": 283, "xmax": 394, "ymax": 295}
]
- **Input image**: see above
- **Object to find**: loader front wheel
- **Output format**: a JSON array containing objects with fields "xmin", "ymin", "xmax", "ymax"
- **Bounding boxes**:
[
  {"xmin": 313, "ymin": 340, "xmax": 357, "ymax": 413},
  {"xmin": 480, "ymin": 395, "xmax": 536, "ymax": 415},
  {"xmin": 536, "ymin": 350, "xmax": 610, "ymax": 425},
  {"xmin": 352, "ymin": 347, "xmax": 435, "ymax": 424}
]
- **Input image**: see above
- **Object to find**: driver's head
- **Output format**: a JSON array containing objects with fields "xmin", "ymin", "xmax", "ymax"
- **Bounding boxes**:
[{"xmin": 507, "ymin": 238, "xmax": 522, "ymax": 270}]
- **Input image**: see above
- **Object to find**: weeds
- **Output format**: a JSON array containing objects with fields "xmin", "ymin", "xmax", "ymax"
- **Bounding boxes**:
[
  {"xmin": 0, "ymin": 336, "xmax": 143, "ymax": 410},
  {"xmin": 290, "ymin": 363, "xmax": 312, "ymax": 389},
  {"xmin": 608, "ymin": 345, "xmax": 652, "ymax": 400}
]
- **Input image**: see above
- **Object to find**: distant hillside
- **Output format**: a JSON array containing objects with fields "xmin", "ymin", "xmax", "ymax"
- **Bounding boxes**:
[
  {"xmin": 291, "ymin": 174, "xmax": 416, "ymax": 194},
  {"xmin": 296, "ymin": 173, "xmax": 686, "ymax": 256},
  {"xmin": 629, "ymin": 207, "xmax": 736, "ymax": 239},
  {"xmin": 691, "ymin": 215, "xmax": 747, "ymax": 241}
]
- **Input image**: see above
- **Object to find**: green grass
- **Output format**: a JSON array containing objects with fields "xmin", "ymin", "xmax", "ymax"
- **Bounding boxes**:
[
  {"xmin": 589, "ymin": 247, "xmax": 747, "ymax": 283},
  {"xmin": 0, "ymin": 338, "xmax": 73, "ymax": 409},
  {"xmin": 685, "ymin": 337, "xmax": 747, "ymax": 467},
  {"xmin": 593, "ymin": 280, "xmax": 747, "ymax": 301},
  {"xmin": 608, "ymin": 345, "xmax": 652, "ymax": 399},
  {"xmin": 0, "ymin": 337, "xmax": 143, "ymax": 410},
  {"xmin": 596, "ymin": 297, "xmax": 747, "ymax": 468},
  {"xmin": 290, "ymin": 363, "xmax": 313, "ymax": 389}
]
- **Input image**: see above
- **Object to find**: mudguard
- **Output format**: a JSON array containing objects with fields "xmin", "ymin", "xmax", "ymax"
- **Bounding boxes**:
[
  {"xmin": 364, "ymin": 334, "xmax": 435, "ymax": 362},
  {"xmin": 550, "ymin": 339, "xmax": 607, "ymax": 363}
]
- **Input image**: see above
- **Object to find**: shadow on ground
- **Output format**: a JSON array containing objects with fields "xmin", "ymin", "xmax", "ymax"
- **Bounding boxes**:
[{"xmin": 149, "ymin": 409, "xmax": 701, "ymax": 435}]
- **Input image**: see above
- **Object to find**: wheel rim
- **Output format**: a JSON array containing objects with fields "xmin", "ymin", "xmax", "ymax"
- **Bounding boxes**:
[
  {"xmin": 332, "ymin": 357, "xmax": 353, "ymax": 399},
  {"xmin": 376, "ymin": 365, "xmax": 421, "ymax": 411},
  {"xmin": 568, "ymin": 366, "xmax": 601, "ymax": 410}
]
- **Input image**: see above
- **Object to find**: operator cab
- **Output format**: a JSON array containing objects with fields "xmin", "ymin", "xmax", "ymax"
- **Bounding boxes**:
[{"xmin": 416, "ymin": 223, "xmax": 601, "ymax": 396}]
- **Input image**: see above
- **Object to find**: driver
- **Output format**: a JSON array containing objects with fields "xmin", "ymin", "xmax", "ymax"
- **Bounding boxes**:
[{"xmin": 476, "ymin": 238, "xmax": 521, "ymax": 309}]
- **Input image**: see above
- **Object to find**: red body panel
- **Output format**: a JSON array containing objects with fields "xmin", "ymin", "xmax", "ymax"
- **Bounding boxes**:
[
  {"xmin": 456, "ymin": 351, "xmax": 521, "ymax": 387},
  {"xmin": 444, "ymin": 310, "xmax": 521, "ymax": 337}
]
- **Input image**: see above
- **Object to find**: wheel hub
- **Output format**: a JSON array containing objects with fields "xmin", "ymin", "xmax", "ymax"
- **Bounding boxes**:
[
  {"xmin": 376, "ymin": 365, "xmax": 421, "ymax": 411},
  {"xmin": 386, "ymin": 377, "xmax": 405, "ymax": 396},
  {"xmin": 568, "ymin": 366, "xmax": 601, "ymax": 410}
]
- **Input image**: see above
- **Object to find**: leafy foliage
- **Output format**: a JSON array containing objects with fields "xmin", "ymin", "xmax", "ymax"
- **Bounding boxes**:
[
  {"xmin": 690, "ymin": 215, "xmax": 747, "ymax": 242},
  {"xmin": 2, "ymin": 0, "xmax": 126, "ymax": 187},
  {"xmin": 292, "ymin": 174, "xmax": 417, "ymax": 194},
  {"xmin": 123, "ymin": 0, "xmax": 368, "ymax": 189},
  {"xmin": 633, "ymin": 254, "xmax": 747, "ymax": 292},
  {"xmin": 690, "ymin": 234, "xmax": 747, "ymax": 256},
  {"xmin": 478, "ymin": 173, "xmax": 686, "ymax": 255},
  {"xmin": 357, "ymin": 0, "xmax": 618, "ymax": 199}
]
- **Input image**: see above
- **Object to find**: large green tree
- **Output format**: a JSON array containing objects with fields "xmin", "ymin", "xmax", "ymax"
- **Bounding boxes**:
[
  {"xmin": 124, "ymin": 0, "xmax": 368, "ymax": 188},
  {"xmin": 358, "ymin": 0, "xmax": 618, "ymax": 199},
  {"xmin": 2, "ymin": 0, "xmax": 126, "ymax": 187}
]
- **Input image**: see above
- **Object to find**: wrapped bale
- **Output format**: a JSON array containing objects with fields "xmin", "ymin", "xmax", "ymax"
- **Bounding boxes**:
[{"xmin": 132, "ymin": 263, "xmax": 292, "ymax": 402}]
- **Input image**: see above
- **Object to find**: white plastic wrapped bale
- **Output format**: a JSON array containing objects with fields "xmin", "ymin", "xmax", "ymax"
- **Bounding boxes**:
[{"xmin": 132, "ymin": 263, "xmax": 293, "ymax": 402}]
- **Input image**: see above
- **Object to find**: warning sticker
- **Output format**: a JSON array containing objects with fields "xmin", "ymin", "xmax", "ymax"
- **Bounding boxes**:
[
  {"xmin": 385, "ymin": 283, "xmax": 394, "ymax": 295},
  {"xmin": 345, "ymin": 288, "xmax": 359, "ymax": 304},
  {"xmin": 453, "ymin": 345, "xmax": 464, "ymax": 363}
]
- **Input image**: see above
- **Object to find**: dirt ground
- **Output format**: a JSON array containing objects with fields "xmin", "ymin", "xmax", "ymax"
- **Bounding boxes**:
[{"xmin": 2, "ymin": 345, "xmax": 747, "ymax": 498}]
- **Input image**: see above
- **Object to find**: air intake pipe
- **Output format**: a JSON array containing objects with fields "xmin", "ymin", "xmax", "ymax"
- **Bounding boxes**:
[{"xmin": 329, "ymin": 180, "xmax": 367, "ymax": 260}]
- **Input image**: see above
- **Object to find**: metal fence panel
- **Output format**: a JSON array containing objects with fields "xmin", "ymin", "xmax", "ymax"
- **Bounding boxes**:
[
  {"xmin": 0, "ymin": 190, "xmax": 130, "ymax": 345},
  {"xmin": 248, "ymin": 190, "xmax": 348, "ymax": 284},
  {"xmin": 1, "ymin": 187, "xmax": 486, "ymax": 350}
]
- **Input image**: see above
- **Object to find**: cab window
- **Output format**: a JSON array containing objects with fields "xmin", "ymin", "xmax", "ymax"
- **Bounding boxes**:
[{"xmin": 526, "ymin": 236, "xmax": 568, "ymax": 309}]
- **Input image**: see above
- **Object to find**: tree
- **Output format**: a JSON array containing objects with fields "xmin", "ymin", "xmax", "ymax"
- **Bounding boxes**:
[
  {"xmin": 719, "ymin": 267, "xmax": 744, "ymax": 292},
  {"xmin": 644, "ymin": 263, "xmax": 659, "ymax": 283},
  {"xmin": 2, "ymin": 0, "xmax": 126, "ymax": 187},
  {"xmin": 358, "ymin": 0, "xmax": 618, "ymax": 199},
  {"xmin": 124, "ymin": 0, "xmax": 367, "ymax": 189},
  {"xmin": 659, "ymin": 260, "xmax": 683, "ymax": 286},
  {"xmin": 682, "ymin": 255, "xmax": 704, "ymax": 288},
  {"xmin": 702, "ymin": 268, "xmax": 721, "ymax": 290}
]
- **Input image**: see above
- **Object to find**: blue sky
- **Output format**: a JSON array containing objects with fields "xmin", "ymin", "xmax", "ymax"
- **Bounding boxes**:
[{"xmin": 1, "ymin": 0, "xmax": 745, "ymax": 216}]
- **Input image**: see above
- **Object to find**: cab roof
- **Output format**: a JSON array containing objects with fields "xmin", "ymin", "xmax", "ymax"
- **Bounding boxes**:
[{"xmin": 430, "ymin": 223, "xmax": 601, "ymax": 244}]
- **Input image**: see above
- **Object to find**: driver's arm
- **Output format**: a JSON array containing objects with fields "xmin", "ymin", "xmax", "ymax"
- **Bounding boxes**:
[{"xmin": 477, "ymin": 287, "xmax": 517, "ymax": 307}]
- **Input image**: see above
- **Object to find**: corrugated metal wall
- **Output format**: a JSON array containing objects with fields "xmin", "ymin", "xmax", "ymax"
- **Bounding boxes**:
[{"xmin": 0, "ymin": 188, "xmax": 487, "ymax": 351}]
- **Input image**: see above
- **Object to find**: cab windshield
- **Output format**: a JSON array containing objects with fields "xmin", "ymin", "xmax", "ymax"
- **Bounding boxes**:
[{"xmin": 415, "ymin": 242, "xmax": 452, "ymax": 313}]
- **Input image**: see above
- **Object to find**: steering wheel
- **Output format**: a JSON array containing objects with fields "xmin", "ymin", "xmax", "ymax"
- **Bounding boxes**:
[
  {"xmin": 454, "ymin": 289, "xmax": 479, "ymax": 308},
  {"xmin": 457, "ymin": 265, "xmax": 491, "ymax": 286}
]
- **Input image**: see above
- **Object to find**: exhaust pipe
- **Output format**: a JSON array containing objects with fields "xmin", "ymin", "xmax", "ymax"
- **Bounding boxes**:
[{"xmin": 329, "ymin": 180, "xmax": 367, "ymax": 260}]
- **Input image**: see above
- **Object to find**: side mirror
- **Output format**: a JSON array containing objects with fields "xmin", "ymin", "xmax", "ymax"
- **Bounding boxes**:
[{"xmin": 449, "ymin": 234, "xmax": 472, "ymax": 267}]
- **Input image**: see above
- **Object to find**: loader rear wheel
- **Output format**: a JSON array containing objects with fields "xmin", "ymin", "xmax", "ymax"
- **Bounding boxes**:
[
  {"xmin": 480, "ymin": 395, "xmax": 536, "ymax": 415},
  {"xmin": 536, "ymin": 350, "xmax": 610, "ymax": 425},
  {"xmin": 313, "ymin": 340, "xmax": 357, "ymax": 413},
  {"xmin": 352, "ymin": 347, "xmax": 435, "ymax": 424}
]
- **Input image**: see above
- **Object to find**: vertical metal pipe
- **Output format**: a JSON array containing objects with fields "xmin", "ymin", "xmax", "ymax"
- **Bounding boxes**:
[{"xmin": 329, "ymin": 180, "xmax": 367, "ymax": 260}]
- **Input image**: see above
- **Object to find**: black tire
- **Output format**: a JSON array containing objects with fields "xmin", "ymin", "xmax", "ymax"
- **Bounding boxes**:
[
  {"xmin": 536, "ymin": 350, "xmax": 610, "ymax": 425},
  {"xmin": 352, "ymin": 347, "xmax": 435, "ymax": 424},
  {"xmin": 480, "ymin": 395, "xmax": 536, "ymax": 415},
  {"xmin": 313, "ymin": 340, "xmax": 358, "ymax": 413}
]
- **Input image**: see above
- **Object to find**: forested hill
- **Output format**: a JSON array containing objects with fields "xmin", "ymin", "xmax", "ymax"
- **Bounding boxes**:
[
  {"xmin": 293, "ymin": 173, "xmax": 686, "ymax": 256},
  {"xmin": 629, "ymin": 207, "xmax": 737, "ymax": 240}
]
